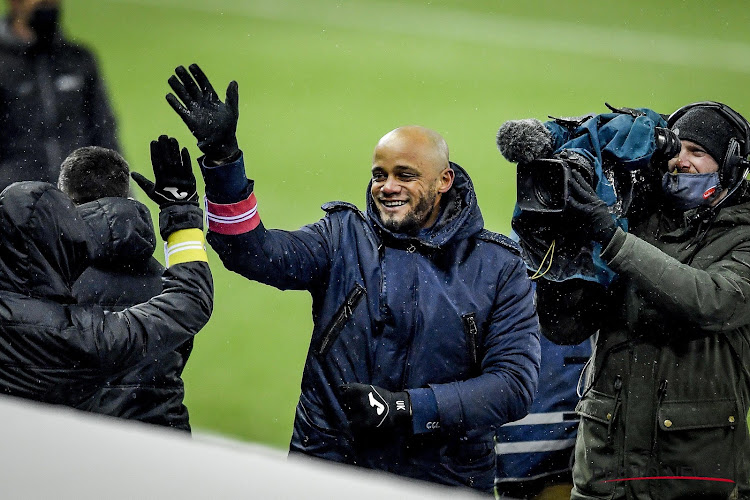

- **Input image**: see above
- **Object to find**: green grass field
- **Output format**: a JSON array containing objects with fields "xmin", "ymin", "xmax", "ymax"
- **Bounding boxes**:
[{"xmin": 13, "ymin": 0, "xmax": 750, "ymax": 448}]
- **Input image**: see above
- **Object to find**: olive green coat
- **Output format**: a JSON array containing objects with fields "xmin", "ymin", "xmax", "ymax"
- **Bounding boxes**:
[{"xmin": 537, "ymin": 186, "xmax": 750, "ymax": 500}]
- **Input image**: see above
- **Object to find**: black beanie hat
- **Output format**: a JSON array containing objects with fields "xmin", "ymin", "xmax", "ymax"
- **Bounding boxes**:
[{"xmin": 671, "ymin": 106, "xmax": 739, "ymax": 163}]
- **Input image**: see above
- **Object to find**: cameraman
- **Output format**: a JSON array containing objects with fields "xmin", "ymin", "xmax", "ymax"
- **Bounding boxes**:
[{"xmin": 535, "ymin": 102, "xmax": 750, "ymax": 499}]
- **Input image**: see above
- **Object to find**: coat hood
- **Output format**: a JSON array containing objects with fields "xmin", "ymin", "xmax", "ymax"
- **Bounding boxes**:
[
  {"xmin": 366, "ymin": 161, "xmax": 484, "ymax": 248},
  {"xmin": 78, "ymin": 197, "xmax": 156, "ymax": 268},
  {"xmin": 0, "ymin": 181, "xmax": 92, "ymax": 301}
]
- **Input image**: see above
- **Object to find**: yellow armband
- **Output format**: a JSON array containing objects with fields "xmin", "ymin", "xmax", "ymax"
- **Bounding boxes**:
[{"xmin": 164, "ymin": 228, "xmax": 208, "ymax": 266}]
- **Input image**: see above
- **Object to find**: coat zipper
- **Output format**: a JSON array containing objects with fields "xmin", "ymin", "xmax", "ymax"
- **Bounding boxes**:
[
  {"xmin": 462, "ymin": 313, "xmax": 480, "ymax": 375},
  {"xmin": 315, "ymin": 283, "xmax": 366, "ymax": 357},
  {"xmin": 400, "ymin": 245, "xmax": 418, "ymax": 388}
]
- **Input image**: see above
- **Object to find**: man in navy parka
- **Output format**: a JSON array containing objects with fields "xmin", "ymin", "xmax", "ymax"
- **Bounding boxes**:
[{"xmin": 166, "ymin": 64, "xmax": 540, "ymax": 493}]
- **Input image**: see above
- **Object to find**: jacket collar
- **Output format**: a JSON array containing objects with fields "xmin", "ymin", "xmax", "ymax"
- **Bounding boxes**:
[{"xmin": 655, "ymin": 181, "xmax": 750, "ymax": 244}]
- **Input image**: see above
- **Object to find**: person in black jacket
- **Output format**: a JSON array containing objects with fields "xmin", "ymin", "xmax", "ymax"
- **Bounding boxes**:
[
  {"xmin": 0, "ymin": 0, "xmax": 119, "ymax": 191},
  {"xmin": 57, "ymin": 144, "xmax": 194, "ymax": 431},
  {"xmin": 0, "ymin": 136, "xmax": 212, "ymax": 422}
]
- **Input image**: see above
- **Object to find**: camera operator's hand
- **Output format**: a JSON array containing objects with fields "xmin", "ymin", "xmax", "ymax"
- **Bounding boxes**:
[
  {"xmin": 132, "ymin": 135, "xmax": 198, "ymax": 208},
  {"xmin": 166, "ymin": 63, "xmax": 239, "ymax": 162},
  {"xmin": 566, "ymin": 170, "xmax": 617, "ymax": 245},
  {"xmin": 339, "ymin": 383, "xmax": 412, "ymax": 435}
]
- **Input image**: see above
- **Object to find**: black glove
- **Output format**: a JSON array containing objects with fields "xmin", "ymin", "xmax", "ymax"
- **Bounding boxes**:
[
  {"xmin": 339, "ymin": 383, "xmax": 412, "ymax": 434},
  {"xmin": 566, "ymin": 170, "xmax": 617, "ymax": 245},
  {"xmin": 131, "ymin": 135, "xmax": 198, "ymax": 208},
  {"xmin": 166, "ymin": 63, "xmax": 239, "ymax": 161}
]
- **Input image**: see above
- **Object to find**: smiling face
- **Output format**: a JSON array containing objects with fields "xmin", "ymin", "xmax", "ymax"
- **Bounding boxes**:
[
  {"xmin": 370, "ymin": 126, "xmax": 454, "ymax": 234},
  {"xmin": 667, "ymin": 140, "xmax": 720, "ymax": 174}
]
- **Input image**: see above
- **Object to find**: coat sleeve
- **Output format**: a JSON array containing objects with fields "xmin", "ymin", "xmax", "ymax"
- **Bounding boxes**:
[
  {"xmin": 428, "ymin": 255, "xmax": 542, "ymax": 436},
  {"xmin": 86, "ymin": 260, "xmax": 213, "ymax": 373},
  {"xmin": 201, "ymin": 154, "xmax": 334, "ymax": 291},
  {"xmin": 74, "ymin": 223, "xmax": 213, "ymax": 372},
  {"xmin": 603, "ymin": 227, "xmax": 750, "ymax": 332}
]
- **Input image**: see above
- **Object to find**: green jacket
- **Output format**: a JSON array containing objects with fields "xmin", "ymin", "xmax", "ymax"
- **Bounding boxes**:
[{"xmin": 537, "ymin": 185, "xmax": 750, "ymax": 500}]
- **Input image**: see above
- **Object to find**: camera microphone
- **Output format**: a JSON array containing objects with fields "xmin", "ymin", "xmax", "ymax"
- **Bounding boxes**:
[{"xmin": 496, "ymin": 119, "xmax": 554, "ymax": 164}]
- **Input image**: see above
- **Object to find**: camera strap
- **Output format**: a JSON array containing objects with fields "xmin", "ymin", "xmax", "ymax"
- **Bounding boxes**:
[{"xmin": 529, "ymin": 239, "xmax": 556, "ymax": 280}]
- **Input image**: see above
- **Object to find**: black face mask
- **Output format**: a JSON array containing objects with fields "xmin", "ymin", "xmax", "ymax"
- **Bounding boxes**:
[{"xmin": 28, "ymin": 6, "xmax": 60, "ymax": 48}]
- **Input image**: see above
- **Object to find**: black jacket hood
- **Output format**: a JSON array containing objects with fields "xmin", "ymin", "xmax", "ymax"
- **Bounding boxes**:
[
  {"xmin": 78, "ymin": 197, "xmax": 156, "ymax": 268},
  {"xmin": 0, "ymin": 181, "xmax": 92, "ymax": 301}
]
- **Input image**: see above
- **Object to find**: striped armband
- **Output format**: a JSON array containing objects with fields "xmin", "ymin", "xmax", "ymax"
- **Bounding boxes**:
[
  {"xmin": 164, "ymin": 228, "xmax": 208, "ymax": 266},
  {"xmin": 205, "ymin": 193, "xmax": 260, "ymax": 235}
]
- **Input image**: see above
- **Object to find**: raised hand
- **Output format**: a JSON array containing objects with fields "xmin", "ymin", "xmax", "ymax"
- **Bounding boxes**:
[
  {"xmin": 132, "ymin": 135, "xmax": 197, "ymax": 208},
  {"xmin": 166, "ymin": 63, "xmax": 239, "ymax": 161}
]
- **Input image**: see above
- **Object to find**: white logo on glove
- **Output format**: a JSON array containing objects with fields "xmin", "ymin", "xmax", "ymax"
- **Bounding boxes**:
[
  {"xmin": 368, "ymin": 391, "xmax": 385, "ymax": 415},
  {"xmin": 164, "ymin": 187, "xmax": 188, "ymax": 199}
]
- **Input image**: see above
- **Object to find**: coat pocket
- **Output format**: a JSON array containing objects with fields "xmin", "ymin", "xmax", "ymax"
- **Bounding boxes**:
[
  {"xmin": 291, "ymin": 393, "xmax": 352, "ymax": 462},
  {"xmin": 651, "ymin": 399, "xmax": 739, "ymax": 499},
  {"xmin": 314, "ymin": 283, "xmax": 366, "ymax": 357},
  {"xmin": 573, "ymin": 390, "xmax": 621, "ymax": 498},
  {"xmin": 441, "ymin": 440, "xmax": 496, "ymax": 491}
]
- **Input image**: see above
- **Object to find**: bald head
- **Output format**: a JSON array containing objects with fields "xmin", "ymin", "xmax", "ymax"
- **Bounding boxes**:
[{"xmin": 374, "ymin": 125, "xmax": 450, "ymax": 174}]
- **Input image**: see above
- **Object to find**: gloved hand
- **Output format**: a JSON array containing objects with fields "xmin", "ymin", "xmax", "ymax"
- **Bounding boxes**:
[
  {"xmin": 496, "ymin": 118, "xmax": 555, "ymax": 164},
  {"xmin": 131, "ymin": 135, "xmax": 198, "ymax": 208},
  {"xmin": 166, "ymin": 63, "xmax": 239, "ymax": 162},
  {"xmin": 566, "ymin": 170, "xmax": 617, "ymax": 245},
  {"xmin": 339, "ymin": 383, "xmax": 412, "ymax": 434}
]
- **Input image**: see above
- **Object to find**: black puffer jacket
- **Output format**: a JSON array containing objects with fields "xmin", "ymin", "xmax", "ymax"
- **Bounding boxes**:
[
  {"xmin": 73, "ymin": 197, "xmax": 193, "ymax": 431},
  {"xmin": 0, "ymin": 182, "xmax": 212, "ymax": 415}
]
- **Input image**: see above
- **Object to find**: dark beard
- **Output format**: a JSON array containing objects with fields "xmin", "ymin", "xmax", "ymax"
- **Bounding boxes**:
[{"xmin": 381, "ymin": 190, "xmax": 438, "ymax": 235}]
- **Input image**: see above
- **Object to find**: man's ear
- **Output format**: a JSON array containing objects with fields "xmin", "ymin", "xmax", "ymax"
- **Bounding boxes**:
[{"xmin": 438, "ymin": 167, "xmax": 455, "ymax": 193}]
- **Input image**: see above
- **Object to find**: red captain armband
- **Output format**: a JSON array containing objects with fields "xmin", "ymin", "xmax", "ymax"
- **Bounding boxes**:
[{"xmin": 205, "ymin": 193, "xmax": 260, "ymax": 235}]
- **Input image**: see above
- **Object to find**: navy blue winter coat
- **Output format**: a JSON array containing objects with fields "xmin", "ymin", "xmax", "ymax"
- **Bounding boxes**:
[{"xmin": 201, "ymin": 155, "xmax": 540, "ymax": 491}]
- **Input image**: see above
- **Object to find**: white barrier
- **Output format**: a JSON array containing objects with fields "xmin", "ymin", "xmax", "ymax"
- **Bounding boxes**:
[{"xmin": 0, "ymin": 396, "xmax": 483, "ymax": 499}]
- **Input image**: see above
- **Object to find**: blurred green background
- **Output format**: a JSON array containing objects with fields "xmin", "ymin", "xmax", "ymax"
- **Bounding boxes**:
[{"xmin": 14, "ymin": 0, "xmax": 750, "ymax": 447}]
